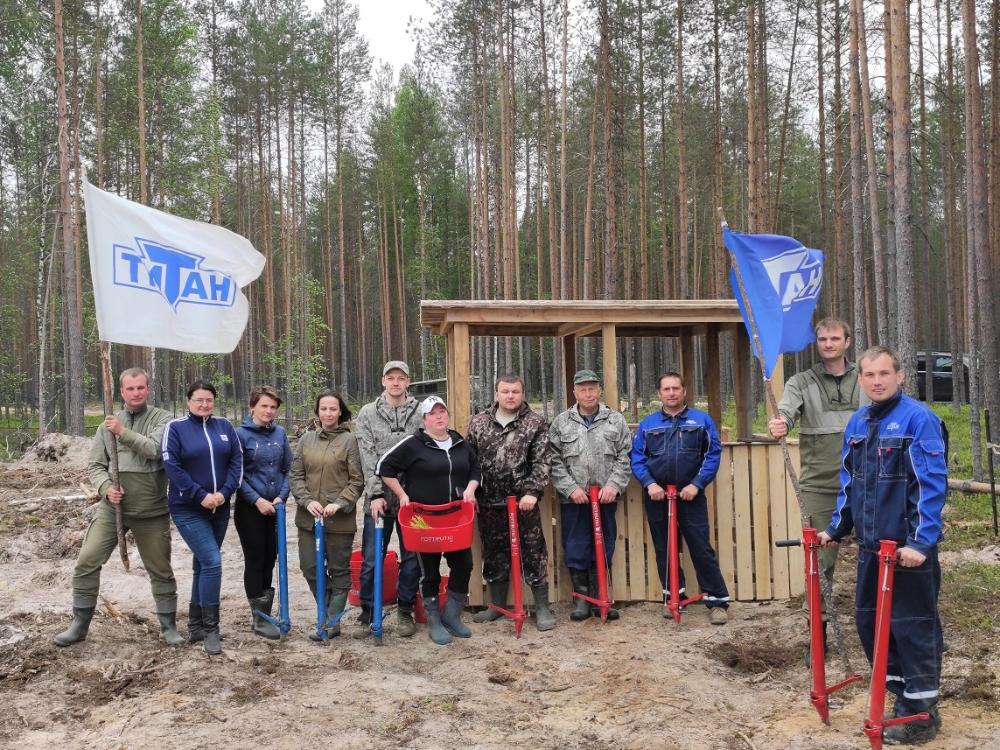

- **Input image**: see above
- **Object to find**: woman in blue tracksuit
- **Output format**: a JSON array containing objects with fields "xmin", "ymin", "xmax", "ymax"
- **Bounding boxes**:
[
  {"xmin": 162, "ymin": 380, "xmax": 243, "ymax": 655},
  {"xmin": 235, "ymin": 385, "xmax": 291, "ymax": 641}
]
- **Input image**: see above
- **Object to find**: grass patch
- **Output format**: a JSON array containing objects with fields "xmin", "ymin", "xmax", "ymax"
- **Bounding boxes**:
[{"xmin": 940, "ymin": 562, "xmax": 1000, "ymax": 633}]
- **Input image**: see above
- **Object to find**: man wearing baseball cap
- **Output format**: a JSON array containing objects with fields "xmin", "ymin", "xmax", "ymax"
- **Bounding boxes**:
[
  {"xmin": 353, "ymin": 360, "xmax": 422, "ymax": 639},
  {"xmin": 548, "ymin": 369, "xmax": 632, "ymax": 621}
]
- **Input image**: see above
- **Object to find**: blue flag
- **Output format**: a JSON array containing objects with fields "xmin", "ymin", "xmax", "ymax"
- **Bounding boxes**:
[{"xmin": 724, "ymin": 227, "xmax": 824, "ymax": 378}]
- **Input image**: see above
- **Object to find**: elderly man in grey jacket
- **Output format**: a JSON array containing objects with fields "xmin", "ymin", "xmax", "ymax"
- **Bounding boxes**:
[
  {"xmin": 549, "ymin": 369, "xmax": 632, "ymax": 621},
  {"xmin": 353, "ymin": 360, "xmax": 422, "ymax": 638}
]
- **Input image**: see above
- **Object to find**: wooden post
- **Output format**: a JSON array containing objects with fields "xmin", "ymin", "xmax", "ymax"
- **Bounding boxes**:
[
  {"xmin": 562, "ymin": 334, "xmax": 576, "ymax": 409},
  {"xmin": 100, "ymin": 341, "xmax": 129, "ymax": 571},
  {"xmin": 601, "ymin": 324, "xmax": 618, "ymax": 410},
  {"xmin": 450, "ymin": 323, "xmax": 472, "ymax": 434},
  {"xmin": 705, "ymin": 324, "xmax": 723, "ymax": 428},
  {"xmin": 733, "ymin": 324, "xmax": 753, "ymax": 439},
  {"xmin": 680, "ymin": 330, "xmax": 695, "ymax": 401}
]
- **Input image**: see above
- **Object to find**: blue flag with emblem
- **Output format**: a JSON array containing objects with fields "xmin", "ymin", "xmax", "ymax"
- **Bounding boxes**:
[{"xmin": 723, "ymin": 227, "xmax": 824, "ymax": 378}]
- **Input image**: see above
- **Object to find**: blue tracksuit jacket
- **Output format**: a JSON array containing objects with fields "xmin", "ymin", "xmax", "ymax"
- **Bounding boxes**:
[
  {"xmin": 236, "ymin": 415, "xmax": 292, "ymax": 505},
  {"xmin": 162, "ymin": 413, "xmax": 243, "ymax": 513},
  {"xmin": 826, "ymin": 392, "xmax": 947, "ymax": 555},
  {"xmin": 631, "ymin": 406, "xmax": 722, "ymax": 490}
]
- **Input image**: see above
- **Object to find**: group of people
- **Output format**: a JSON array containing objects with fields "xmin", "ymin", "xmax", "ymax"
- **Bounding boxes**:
[{"xmin": 52, "ymin": 315, "xmax": 947, "ymax": 745}]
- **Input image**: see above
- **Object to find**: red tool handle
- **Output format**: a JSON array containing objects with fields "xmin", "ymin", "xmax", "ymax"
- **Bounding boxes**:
[
  {"xmin": 667, "ymin": 485, "xmax": 681, "ymax": 622},
  {"xmin": 589, "ymin": 484, "xmax": 611, "ymax": 620},
  {"xmin": 488, "ymin": 495, "xmax": 528, "ymax": 636}
]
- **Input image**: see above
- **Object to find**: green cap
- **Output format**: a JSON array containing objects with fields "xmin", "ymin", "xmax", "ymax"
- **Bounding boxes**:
[{"xmin": 573, "ymin": 369, "xmax": 600, "ymax": 385}]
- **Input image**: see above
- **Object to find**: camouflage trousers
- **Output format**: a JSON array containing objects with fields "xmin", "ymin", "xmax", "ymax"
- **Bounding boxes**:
[{"xmin": 478, "ymin": 503, "xmax": 549, "ymax": 587}]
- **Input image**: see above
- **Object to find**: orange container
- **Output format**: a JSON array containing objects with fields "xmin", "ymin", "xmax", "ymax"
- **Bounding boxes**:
[
  {"xmin": 347, "ymin": 549, "xmax": 399, "ymax": 606},
  {"xmin": 413, "ymin": 576, "xmax": 450, "ymax": 623},
  {"xmin": 399, "ymin": 501, "xmax": 475, "ymax": 552}
]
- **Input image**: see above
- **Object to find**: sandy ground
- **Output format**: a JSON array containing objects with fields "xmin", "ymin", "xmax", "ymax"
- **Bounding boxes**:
[{"xmin": 1, "ymin": 436, "xmax": 998, "ymax": 749}]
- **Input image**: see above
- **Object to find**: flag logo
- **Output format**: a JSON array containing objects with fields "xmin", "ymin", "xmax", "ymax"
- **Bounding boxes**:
[
  {"xmin": 113, "ymin": 238, "xmax": 236, "ymax": 310},
  {"xmin": 761, "ymin": 247, "xmax": 822, "ymax": 311}
]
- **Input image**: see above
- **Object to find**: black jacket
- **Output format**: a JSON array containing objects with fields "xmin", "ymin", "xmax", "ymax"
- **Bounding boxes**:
[{"xmin": 375, "ymin": 428, "xmax": 481, "ymax": 505}]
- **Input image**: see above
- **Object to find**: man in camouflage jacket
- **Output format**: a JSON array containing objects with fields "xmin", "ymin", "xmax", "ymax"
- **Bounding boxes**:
[
  {"xmin": 353, "ymin": 360, "xmax": 422, "ymax": 638},
  {"xmin": 549, "ymin": 370, "xmax": 632, "ymax": 621},
  {"xmin": 466, "ymin": 375, "xmax": 554, "ymax": 631}
]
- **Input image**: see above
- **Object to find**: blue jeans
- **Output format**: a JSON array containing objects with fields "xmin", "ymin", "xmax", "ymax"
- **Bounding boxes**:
[
  {"xmin": 172, "ymin": 505, "xmax": 230, "ymax": 607},
  {"xmin": 560, "ymin": 502, "xmax": 617, "ymax": 571},
  {"xmin": 360, "ymin": 512, "xmax": 420, "ymax": 608}
]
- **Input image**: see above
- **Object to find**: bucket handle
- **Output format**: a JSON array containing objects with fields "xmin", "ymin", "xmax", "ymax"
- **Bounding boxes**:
[{"xmin": 407, "ymin": 500, "xmax": 465, "ymax": 514}]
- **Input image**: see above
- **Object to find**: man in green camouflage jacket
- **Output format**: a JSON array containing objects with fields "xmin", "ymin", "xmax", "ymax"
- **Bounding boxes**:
[
  {"xmin": 466, "ymin": 374, "xmax": 554, "ymax": 631},
  {"xmin": 549, "ymin": 370, "xmax": 632, "ymax": 621},
  {"xmin": 54, "ymin": 367, "xmax": 182, "ymax": 647}
]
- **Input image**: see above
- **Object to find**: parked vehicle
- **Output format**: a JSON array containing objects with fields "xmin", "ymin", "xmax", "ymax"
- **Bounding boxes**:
[{"xmin": 915, "ymin": 352, "xmax": 970, "ymax": 402}]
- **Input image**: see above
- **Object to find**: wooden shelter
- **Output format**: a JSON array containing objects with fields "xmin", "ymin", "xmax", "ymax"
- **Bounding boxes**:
[{"xmin": 419, "ymin": 300, "xmax": 804, "ymax": 605}]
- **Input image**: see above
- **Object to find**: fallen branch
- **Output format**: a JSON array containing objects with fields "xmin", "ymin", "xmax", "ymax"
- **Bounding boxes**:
[
  {"xmin": 7, "ymin": 493, "xmax": 94, "ymax": 505},
  {"xmin": 948, "ymin": 478, "xmax": 996, "ymax": 494}
]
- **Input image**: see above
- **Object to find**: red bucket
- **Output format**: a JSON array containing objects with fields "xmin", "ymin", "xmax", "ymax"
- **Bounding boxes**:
[
  {"xmin": 347, "ymin": 549, "xmax": 399, "ymax": 606},
  {"xmin": 414, "ymin": 576, "xmax": 449, "ymax": 623},
  {"xmin": 399, "ymin": 501, "xmax": 475, "ymax": 553}
]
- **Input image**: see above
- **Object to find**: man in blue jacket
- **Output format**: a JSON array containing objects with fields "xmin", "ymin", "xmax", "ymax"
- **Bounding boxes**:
[
  {"xmin": 631, "ymin": 372, "xmax": 730, "ymax": 624},
  {"xmin": 819, "ymin": 346, "xmax": 947, "ymax": 745}
]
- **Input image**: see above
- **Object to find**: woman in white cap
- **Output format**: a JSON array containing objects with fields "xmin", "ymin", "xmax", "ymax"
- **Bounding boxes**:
[{"xmin": 376, "ymin": 396, "xmax": 481, "ymax": 645}]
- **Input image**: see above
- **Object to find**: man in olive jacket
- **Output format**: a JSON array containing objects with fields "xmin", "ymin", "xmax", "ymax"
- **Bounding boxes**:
[
  {"xmin": 54, "ymin": 367, "xmax": 182, "ymax": 647},
  {"xmin": 466, "ymin": 375, "xmax": 554, "ymax": 631},
  {"xmin": 549, "ymin": 370, "xmax": 632, "ymax": 621},
  {"xmin": 768, "ymin": 317, "xmax": 861, "ymax": 608}
]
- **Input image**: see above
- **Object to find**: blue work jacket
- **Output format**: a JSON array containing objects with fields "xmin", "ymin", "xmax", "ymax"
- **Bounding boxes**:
[
  {"xmin": 162, "ymin": 413, "xmax": 243, "ymax": 514},
  {"xmin": 631, "ymin": 406, "xmax": 722, "ymax": 490},
  {"xmin": 826, "ymin": 392, "xmax": 947, "ymax": 555},
  {"xmin": 236, "ymin": 415, "xmax": 292, "ymax": 505}
]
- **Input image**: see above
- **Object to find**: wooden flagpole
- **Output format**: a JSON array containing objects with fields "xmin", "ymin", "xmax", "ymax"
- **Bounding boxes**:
[
  {"xmin": 100, "ymin": 341, "xmax": 129, "ymax": 571},
  {"xmin": 720, "ymin": 209, "xmax": 852, "ymax": 675}
]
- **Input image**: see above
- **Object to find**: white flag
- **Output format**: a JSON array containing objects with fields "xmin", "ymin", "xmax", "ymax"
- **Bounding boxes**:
[{"xmin": 83, "ymin": 178, "xmax": 265, "ymax": 354}]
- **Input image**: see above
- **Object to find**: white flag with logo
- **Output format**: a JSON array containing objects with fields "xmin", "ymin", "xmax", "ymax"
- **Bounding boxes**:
[{"xmin": 83, "ymin": 178, "xmax": 266, "ymax": 353}]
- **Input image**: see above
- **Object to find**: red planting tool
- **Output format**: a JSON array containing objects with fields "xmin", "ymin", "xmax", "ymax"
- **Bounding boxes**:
[
  {"xmin": 572, "ymin": 485, "xmax": 613, "ymax": 621},
  {"xmin": 776, "ymin": 528, "xmax": 860, "ymax": 724},
  {"xmin": 487, "ymin": 495, "xmax": 527, "ymax": 636},
  {"xmin": 666, "ymin": 484, "xmax": 704, "ymax": 623},
  {"xmin": 863, "ymin": 539, "xmax": 929, "ymax": 750}
]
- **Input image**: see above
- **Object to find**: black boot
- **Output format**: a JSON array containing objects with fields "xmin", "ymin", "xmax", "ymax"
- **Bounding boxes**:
[
  {"xmin": 884, "ymin": 706, "xmax": 940, "ymax": 745},
  {"xmin": 424, "ymin": 596, "xmax": 452, "ymax": 645},
  {"xmin": 188, "ymin": 602, "xmax": 205, "ymax": 643},
  {"xmin": 157, "ymin": 611, "xmax": 185, "ymax": 646},
  {"xmin": 589, "ymin": 568, "xmax": 619, "ymax": 620},
  {"xmin": 202, "ymin": 605, "xmax": 222, "ymax": 655},
  {"xmin": 441, "ymin": 590, "xmax": 472, "ymax": 638},
  {"xmin": 249, "ymin": 597, "xmax": 280, "ymax": 640},
  {"xmin": 54, "ymin": 605, "xmax": 95, "ymax": 646},
  {"xmin": 473, "ymin": 580, "xmax": 509, "ymax": 623},
  {"xmin": 570, "ymin": 570, "xmax": 591, "ymax": 621},
  {"xmin": 352, "ymin": 605, "xmax": 373, "ymax": 640},
  {"xmin": 397, "ymin": 602, "xmax": 416, "ymax": 638},
  {"xmin": 262, "ymin": 587, "xmax": 276, "ymax": 617}
]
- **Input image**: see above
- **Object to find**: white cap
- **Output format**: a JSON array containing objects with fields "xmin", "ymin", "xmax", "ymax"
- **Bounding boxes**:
[{"xmin": 419, "ymin": 395, "xmax": 448, "ymax": 416}]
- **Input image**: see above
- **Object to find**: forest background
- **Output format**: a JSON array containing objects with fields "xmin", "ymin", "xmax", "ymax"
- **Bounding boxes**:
[{"xmin": 1, "ymin": 0, "xmax": 998, "ymax": 476}]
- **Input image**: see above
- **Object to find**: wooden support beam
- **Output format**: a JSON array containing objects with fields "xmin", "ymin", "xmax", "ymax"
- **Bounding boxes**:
[
  {"xmin": 450, "ymin": 322, "xmax": 471, "ymax": 434},
  {"xmin": 602, "ymin": 324, "xmax": 619, "ymax": 411},
  {"xmin": 680, "ymin": 330, "xmax": 695, "ymax": 402},
  {"xmin": 562, "ymin": 335, "xmax": 576, "ymax": 410},
  {"xmin": 733, "ymin": 325, "xmax": 753, "ymax": 439},
  {"xmin": 556, "ymin": 321, "xmax": 604, "ymax": 338},
  {"xmin": 705, "ymin": 324, "xmax": 722, "ymax": 428}
]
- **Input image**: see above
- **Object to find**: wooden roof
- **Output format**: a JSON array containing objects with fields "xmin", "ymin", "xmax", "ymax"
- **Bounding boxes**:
[{"xmin": 420, "ymin": 299, "xmax": 744, "ymax": 337}]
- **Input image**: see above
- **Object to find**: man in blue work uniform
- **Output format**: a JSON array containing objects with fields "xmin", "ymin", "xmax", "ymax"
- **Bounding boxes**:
[
  {"xmin": 819, "ymin": 346, "xmax": 947, "ymax": 745},
  {"xmin": 631, "ymin": 372, "xmax": 730, "ymax": 625}
]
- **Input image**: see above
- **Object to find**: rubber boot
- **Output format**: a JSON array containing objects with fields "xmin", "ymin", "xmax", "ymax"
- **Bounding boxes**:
[
  {"xmin": 262, "ymin": 587, "xmax": 276, "ymax": 616},
  {"xmin": 157, "ymin": 611, "xmax": 186, "ymax": 646},
  {"xmin": 54, "ymin": 606, "xmax": 95, "ymax": 647},
  {"xmin": 202, "ymin": 605, "xmax": 222, "ymax": 655},
  {"xmin": 423, "ymin": 597, "xmax": 452, "ymax": 645},
  {"xmin": 249, "ymin": 597, "xmax": 281, "ymax": 640},
  {"xmin": 353, "ymin": 605, "xmax": 373, "ymax": 639},
  {"xmin": 188, "ymin": 602, "xmax": 205, "ymax": 643},
  {"xmin": 570, "ymin": 570, "xmax": 591, "ymax": 621},
  {"xmin": 441, "ymin": 590, "xmax": 472, "ymax": 638},
  {"xmin": 397, "ymin": 602, "xmax": 416, "ymax": 638},
  {"xmin": 531, "ymin": 584, "xmax": 556, "ymax": 631},
  {"xmin": 473, "ymin": 580, "xmax": 509, "ymax": 623},
  {"xmin": 589, "ymin": 568, "xmax": 620, "ymax": 620},
  {"xmin": 325, "ymin": 592, "xmax": 348, "ymax": 638}
]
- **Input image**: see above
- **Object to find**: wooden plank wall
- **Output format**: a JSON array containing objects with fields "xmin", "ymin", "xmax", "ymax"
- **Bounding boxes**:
[{"xmin": 469, "ymin": 442, "xmax": 805, "ymax": 606}]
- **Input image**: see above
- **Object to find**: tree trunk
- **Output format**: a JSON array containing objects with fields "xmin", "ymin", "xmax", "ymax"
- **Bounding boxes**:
[
  {"xmin": 676, "ymin": 0, "xmax": 688, "ymax": 297},
  {"xmin": 847, "ymin": 0, "xmax": 867, "ymax": 349}
]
